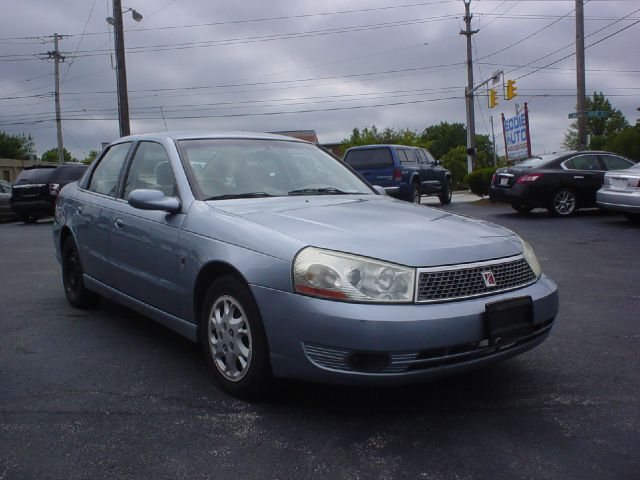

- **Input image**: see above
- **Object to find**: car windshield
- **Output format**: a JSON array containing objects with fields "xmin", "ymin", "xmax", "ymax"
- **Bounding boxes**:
[{"xmin": 178, "ymin": 138, "xmax": 374, "ymax": 199}]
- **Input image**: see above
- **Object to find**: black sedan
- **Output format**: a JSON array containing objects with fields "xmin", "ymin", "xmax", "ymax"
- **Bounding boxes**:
[{"xmin": 489, "ymin": 151, "xmax": 636, "ymax": 217}]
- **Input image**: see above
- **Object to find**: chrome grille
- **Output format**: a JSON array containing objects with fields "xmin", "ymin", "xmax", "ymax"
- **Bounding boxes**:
[{"xmin": 416, "ymin": 255, "xmax": 536, "ymax": 303}]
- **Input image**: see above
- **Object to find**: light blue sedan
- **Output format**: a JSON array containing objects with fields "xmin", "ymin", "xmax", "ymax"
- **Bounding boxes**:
[{"xmin": 53, "ymin": 131, "xmax": 558, "ymax": 399}]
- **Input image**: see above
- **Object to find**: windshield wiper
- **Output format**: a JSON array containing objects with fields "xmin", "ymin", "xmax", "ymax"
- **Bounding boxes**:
[
  {"xmin": 288, "ymin": 187, "xmax": 360, "ymax": 196},
  {"xmin": 205, "ymin": 192, "xmax": 274, "ymax": 200}
]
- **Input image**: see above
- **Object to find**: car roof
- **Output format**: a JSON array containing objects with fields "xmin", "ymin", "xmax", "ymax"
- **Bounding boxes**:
[
  {"xmin": 113, "ymin": 131, "xmax": 311, "ymax": 144},
  {"xmin": 346, "ymin": 144, "xmax": 421, "ymax": 150}
]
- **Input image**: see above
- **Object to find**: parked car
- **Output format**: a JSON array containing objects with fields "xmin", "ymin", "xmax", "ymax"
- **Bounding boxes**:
[
  {"xmin": 53, "ymin": 132, "xmax": 558, "ymax": 399},
  {"xmin": 0, "ymin": 180, "xmax": 17, "ymax": 222},
  {"xmin": 597, "ymin": 161, "xmax": 640, "ymax": 221},
  {"xmin": 342, "ymin": 145, "xmax": 452, "ymax": 204},
  {"xmin": 489, "ymin": 151, "xmax": 636, "ymax": 217},
  {"xmin": 10, "ymin": 163, "xmax": 88, "ymax": 223}
]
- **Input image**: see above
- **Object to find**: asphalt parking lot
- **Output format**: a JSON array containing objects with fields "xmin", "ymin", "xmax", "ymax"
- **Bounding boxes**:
[{"xmin": 1, "ymin": 201, "xmax": 638, "ymax": 480}]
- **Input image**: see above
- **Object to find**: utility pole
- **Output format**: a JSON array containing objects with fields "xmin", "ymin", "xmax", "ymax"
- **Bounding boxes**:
[
  {"xmin": 461, "ymin": 0, "xmax": 478, "ymax": 174},
  {"xmin": 490, "ymin": 115, "xmax": 497, "ymax": 167},
  {"xmin": 48, "ymin": 33, "xmax": 65, "ymax": 164},
  {"xmin": 113, "ymin": 0, "xmax": 131, "ymax": 137},
  {"xmin": 575, "ymin": 0, "xmax": 587, "ymax": 150}
]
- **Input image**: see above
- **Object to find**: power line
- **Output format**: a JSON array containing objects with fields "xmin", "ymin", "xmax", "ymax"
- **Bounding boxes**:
[
  {"xmin": 61, "ymin": 0, "xmax": 97, "ymax": 83},
  {"xmin": 513, "ymin": 7, "xmax": 640, "ymax": 80},
  {"xmin": 478, "ymin": 4, "xmax": 578, "ymax": 60}
]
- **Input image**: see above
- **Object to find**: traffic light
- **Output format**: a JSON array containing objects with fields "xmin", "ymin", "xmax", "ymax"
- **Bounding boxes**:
[
  {"xmin": 488, "ymin": 88, "xmax": 498, "ymax": 108},
  {"xmin": 506, "ymin": 79, "xmax": 518, "ymax": 100}
]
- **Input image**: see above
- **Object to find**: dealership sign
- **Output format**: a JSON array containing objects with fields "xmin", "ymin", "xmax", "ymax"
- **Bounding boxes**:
[{"xmin": 502, "ymin": 104, "xmax": 532, "ymax": 161}]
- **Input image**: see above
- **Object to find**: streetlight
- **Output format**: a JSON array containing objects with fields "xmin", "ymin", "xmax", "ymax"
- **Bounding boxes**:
[{"xmin": 106, "ymin": 1, "xmax": 142, "ymax": 137}]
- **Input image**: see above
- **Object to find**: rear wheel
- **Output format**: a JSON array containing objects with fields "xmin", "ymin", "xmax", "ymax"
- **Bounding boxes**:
[
  {"xmin": 21, "ymin": 215, "xmax": 38, "ymax": 224},
  {"xmin": 62, "ymin": 239, "xmax": 100, "ymax": 308},
  {"xmin": 439, "ymin": 178, "xmax": 452, "ymax": 205},
  {"xmin": 511, "ymin": 204, "xmax": 533, "ymax": 214},
  {"xmin": 548, "ymin": 188, "xmax": 577, "ymax": 217},
  {"xmin": 411, "ymin": 182, "xmax": 421, "ymax": 204},
  {"xmin": 200, "ymin": 275, "xmax": 272, "ymax": 400}
]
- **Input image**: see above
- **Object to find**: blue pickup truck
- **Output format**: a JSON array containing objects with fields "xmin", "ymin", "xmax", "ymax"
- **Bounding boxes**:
[{"xmin": 343, "ymin": 145, "xmax": 452, "ymax": 204}]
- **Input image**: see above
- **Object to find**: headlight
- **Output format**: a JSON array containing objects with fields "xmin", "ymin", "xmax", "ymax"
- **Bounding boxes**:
[
  {"xmin": 520, "ymin": 237, "xmax": 542, "ymax": 279},
  {"xmin": 293, "ymin": 247, "xmax": 415, "ymax": 303}
]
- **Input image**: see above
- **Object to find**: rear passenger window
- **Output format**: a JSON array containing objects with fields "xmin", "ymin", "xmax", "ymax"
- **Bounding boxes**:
[
  {"xmin": 564, "ymin": 155, "xmax": 600, "ymax": 171},
  {"xmin": 52, "ymin": 166, "xmax": 87, "ymax": 183},
  {"xmin": 88, "ymin": 143, "xmax": 131, "ymax": 196},
  {"xmin": 344, "ymin": 149, "xmax": 394, "ymax": 169},
  {"xmin": 601, "ymin": 155, "xmax": 633, "ymax": 171},
  {"xmin": 398, "ymin": 150, "xmax": 417, "ymax": 164}
]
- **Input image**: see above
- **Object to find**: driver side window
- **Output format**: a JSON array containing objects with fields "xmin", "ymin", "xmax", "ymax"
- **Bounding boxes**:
[{"xmin": 122, "ymin": 142, "xmax": 177, "ymax": 200}]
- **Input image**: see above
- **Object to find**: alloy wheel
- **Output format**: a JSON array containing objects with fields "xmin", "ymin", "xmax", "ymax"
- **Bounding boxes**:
[
  {"xmin": 553, "ymin": 190, "xmax": 576, "ymax": 216},
  {"xmin": 208, "ymin": 295, "xmax": 252, "ymax": 382}
]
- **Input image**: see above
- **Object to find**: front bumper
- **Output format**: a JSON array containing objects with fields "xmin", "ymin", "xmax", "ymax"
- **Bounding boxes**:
[
  {"xmin": 252, "ymin": 275, "xmax": 558, "ymax": 385},
  {"xmin": 9, "ymin": 199, "xmax": 54, "ymax": 217},
  {"xmin": 597, "ymin": 189, "xmax": 640, "ymax": 213}
]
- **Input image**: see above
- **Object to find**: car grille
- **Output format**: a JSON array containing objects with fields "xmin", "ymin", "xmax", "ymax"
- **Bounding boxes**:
[
  {"xmin": 303, "ymin": 320, "xmax": 553, "ymax": 374},
  {"xmin": 416, "ymin": 255, "xmax": 536, "ymax": 303}
]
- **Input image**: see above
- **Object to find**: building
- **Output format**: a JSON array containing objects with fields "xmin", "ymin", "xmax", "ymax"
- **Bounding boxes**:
[{"xmin": 0, "ymin": 158, "xmax": 40, "ymax": 183}]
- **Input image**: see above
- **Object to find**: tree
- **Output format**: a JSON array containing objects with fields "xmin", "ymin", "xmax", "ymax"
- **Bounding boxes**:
[
  {"xmin": 41, "ymin": 147, "xmax": 76, "ymax": 163},
  {"xmin": 340, "ymin": 125, "xmax": 428, "ymax": 152},
  {"xmin": 419, "ymin": 122, "xmax": 467, "ymax": 159},
  {"xmin": 82, "ymin": 149, "xmax": 100, "ymax": 165},
  {"xmin": 419, "ymin": 121, "xmax": 493, "ymax": 166},
  {"xmin": 440, "ymin": 145, "xmax": 468, "ymax": 189},
  {"xmin": 605, "ymin": 126, "xmax": 640, "ymax": 161},
  {"xmin": 562, "ymin": 92, "xmax": 630, "ymax": 149},
  {"xmin": 0, "ymin": 131, "xmax": 35, "ymax": 158}
]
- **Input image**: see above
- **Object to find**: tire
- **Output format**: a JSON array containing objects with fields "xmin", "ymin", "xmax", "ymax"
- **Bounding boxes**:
[
  {"xmin": 200, "ymin": 275, "xmax": 272, "ymax": 400},
  {"xmin": 548, "ymin": 188, "xmax": 578, "ymax": 217},
  {"xmin": 411, "ymin": 182, "xmax": 421, "ymax": 204},
  {"xmin": 511, "ymin": 204, "xmax": 533, "ymax": 214},
  {"xmin": 62, "ymin": 239, "xmax": 100, "ymax": 308},
  {"xmin": 21, "ymin": 215, "xmax": 38, "ymax": 224},
  {"xmin": 438, "ymin": 178, "xmax": 452, "ymax": 205}
]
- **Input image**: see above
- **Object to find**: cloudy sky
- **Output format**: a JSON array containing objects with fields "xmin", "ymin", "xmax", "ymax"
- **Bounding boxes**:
[{"xmin": 1, "ymin": 0, "xmax": 638, "ymax": 160}]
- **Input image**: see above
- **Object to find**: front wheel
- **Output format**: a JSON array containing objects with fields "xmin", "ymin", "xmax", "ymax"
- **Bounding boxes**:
[
  {"xmin": 548, "ymin": 188, "xmax": 577, "ymax": 217},
  {"xmin": 200, "ymin": 275, "xmax": 272, "ymax": 400},
  {"xmin": 439, "ymin": 178, "xmax": 452, "ymax": 205},
  {"xmin": 62, "ymin": 239, "xmax": 100, "ymax": 308}
]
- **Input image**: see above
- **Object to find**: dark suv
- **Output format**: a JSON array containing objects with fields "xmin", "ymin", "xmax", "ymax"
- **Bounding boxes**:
[
  {"xmin": 343, "ymin": 145, "xmax": 452, "ymax": 204},
  {"xmin": 10, "ymin": 163, "xmax": 88, "ymax": 223}
]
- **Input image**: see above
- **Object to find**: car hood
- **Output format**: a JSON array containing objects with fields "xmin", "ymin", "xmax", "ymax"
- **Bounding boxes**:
[{"xmin": 207, "ymin": 195, "xmax": 521, "ymax": 267}]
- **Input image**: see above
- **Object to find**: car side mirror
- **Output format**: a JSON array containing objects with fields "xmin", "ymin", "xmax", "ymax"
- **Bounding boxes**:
[
  {"xmin": 372, "ymin": 185, "xmax": 386, "ymax": 195},
  {"xmin": 128, "ymin": 189, "xmax": 181, "ymax": 213}
]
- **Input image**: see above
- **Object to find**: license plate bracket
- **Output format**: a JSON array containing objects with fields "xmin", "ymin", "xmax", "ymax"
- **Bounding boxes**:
[{"xmin": 485, "ymin": 296, "xmax": 534, "ymax": 345}]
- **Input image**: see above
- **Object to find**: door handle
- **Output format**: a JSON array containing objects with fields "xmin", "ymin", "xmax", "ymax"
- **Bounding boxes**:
[
  {"xmin": 114, "ymin": 218, "xmax": 125, "ymax": 229},
  {"xmin": 573, "ymin": 175, "xmax": 585, "ymax": 179}
]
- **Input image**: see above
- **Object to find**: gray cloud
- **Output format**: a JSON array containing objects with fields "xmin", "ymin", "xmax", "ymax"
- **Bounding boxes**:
[{"xmin": 1, "ymin": 0, "xmax": 638, "ymax": 159}]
